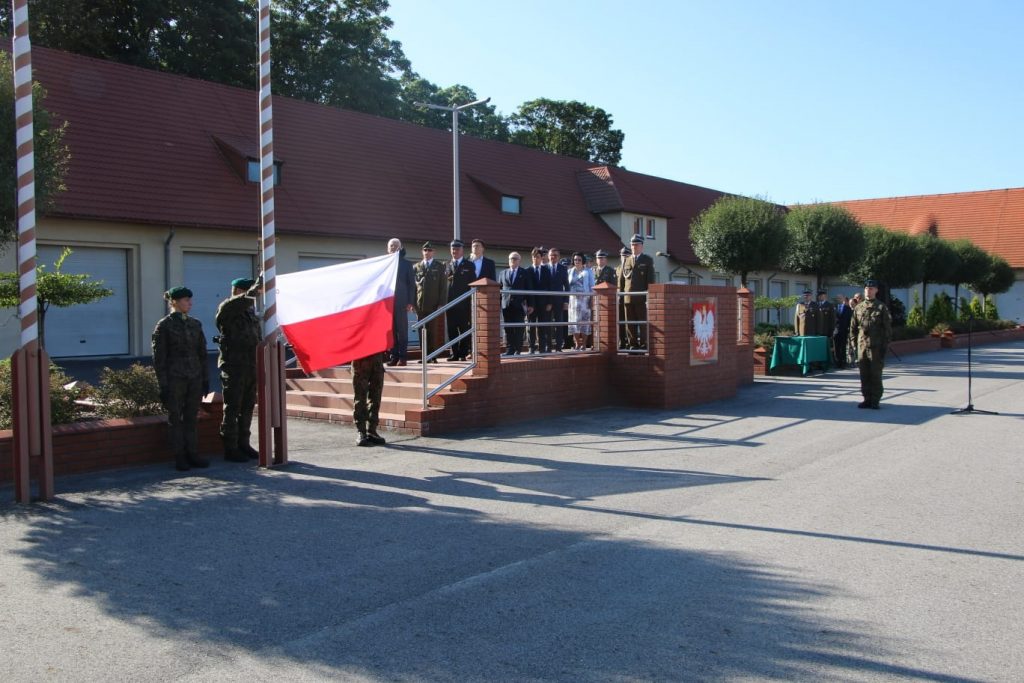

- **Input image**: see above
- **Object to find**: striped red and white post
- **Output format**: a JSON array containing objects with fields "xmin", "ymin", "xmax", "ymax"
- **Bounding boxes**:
[
  {"xmin": 255, "ymin": 0, "xmax": 287, "ymax": 467},
  {"xmin": 12, "ymin": 0, "xmax": 37, "ymax": 346},
  {"xmin": 10, "ymin": 0, "xmax": 54, "ymax": 502}
]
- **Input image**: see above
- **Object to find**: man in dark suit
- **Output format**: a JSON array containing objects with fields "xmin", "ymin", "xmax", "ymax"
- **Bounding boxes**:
[
  {"xmin": 470, "ymin": 239, "xmax": 497, "ymax": 281},
  {"xmin": 500, "ymin": 251, "xmax": 532, "ymax": 355},
  {"xmin": 619, "ymin": 234, "xmax": 654, "ymax": 349},
  {"xmin": 526, "ymin": 246, "xmax": 552, "ymax": 353},
  {"xmin": 445, "ymin": 239, "xmax": 477, "ymax": 361},
  {"xmin": 386, "ymin": 238, "xmax": 416, "ymax": 366},
  {"xmin": 547, "ymin": 247, "xmax": 570, "ymax": 352},
  {"xmin": 833, "ymin": 294, "xmax": 853, "ymax": 369}
]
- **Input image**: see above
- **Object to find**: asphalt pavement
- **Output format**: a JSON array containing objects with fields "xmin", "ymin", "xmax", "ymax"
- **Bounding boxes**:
[{"xmin": 2, "ymin": 342, "xmax": 1023, "ymax": 681}]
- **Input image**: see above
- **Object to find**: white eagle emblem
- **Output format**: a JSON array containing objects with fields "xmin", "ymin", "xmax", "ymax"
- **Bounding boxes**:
[{"xmin": 693, "ymin": 305, "xmax": 715, "ymax": 357}]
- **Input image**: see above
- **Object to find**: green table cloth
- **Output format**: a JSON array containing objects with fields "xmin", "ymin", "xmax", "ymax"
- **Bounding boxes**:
[{"xmin": 770, "ymin": 335, "xmax": 832, "ymax": 375}]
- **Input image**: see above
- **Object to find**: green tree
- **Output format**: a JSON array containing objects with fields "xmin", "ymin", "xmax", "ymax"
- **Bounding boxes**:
[
  {"xmin": 783, "ymin": 204, "xmax": 865, "ymax": 290},
  {"xmin": 0, "ymin": 51, "xmax": 70, "ymax": 247},
  {"xmin": 844, "ymin": 225, "xmax": 924, "ymax": 302},
  {"xmin": 0, "ymin": 247, "xmax": 113, "ymax": 350},
  {"xmin": 398, "ymin": 76, "xmax": 510, "ymax": 141},
  {"xmin": 690, "ymin": 196, "xmax": 789, "ymax": 287},
  {"xmin": 509, "ymin": 98, "xmax": 625, "ymax": 165},
  {"xmin": 949, "ymin": 239, "xmax": 990, "ymax": 310},
  {"xmin": 916, "ymin": 233, "xmax": 960, "ymax": 313},
  {"xmin": 970, "ymin": 253, "xmax": 1015, "ymax": 301},
  {"xmin": 2, "ymin": 0, "xmax": 412, "ymax": 118}
]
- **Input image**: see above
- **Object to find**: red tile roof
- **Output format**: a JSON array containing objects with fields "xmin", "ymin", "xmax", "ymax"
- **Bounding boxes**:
[
  {"xmin": 831, "ymin": 189, "xmax": 1024, "ymax": 268},
  {"xmin": 28, "ymin": 46, "xmax": 739, "ymax": 260}
]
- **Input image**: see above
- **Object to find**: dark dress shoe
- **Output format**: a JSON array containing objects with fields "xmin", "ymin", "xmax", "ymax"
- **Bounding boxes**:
[
  {"xmin": 367, "ymin": 430, "xmax": 386, "ymax": 445},
  {"xmin": 396, "ymin": 359, "xmax": 407, "ymax": 366},
  {"xmin": 386, "ymin": 358, "xmax": 398, "ymax": 367}
]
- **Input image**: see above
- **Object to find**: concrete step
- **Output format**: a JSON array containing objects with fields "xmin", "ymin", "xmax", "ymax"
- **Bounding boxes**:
[
  {"xmin": 286, "ymin": 391, "xmax": 426, "ymax": 415},
  {"xmin": 285, "ymin": 405, "xmax": 414, "ymax": 431}
]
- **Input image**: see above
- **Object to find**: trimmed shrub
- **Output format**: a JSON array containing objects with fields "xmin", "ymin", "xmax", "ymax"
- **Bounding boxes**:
[
  {"xmin": 95, "ymin": 363, "xmax": 164, "ymax": 418},
  {"xmin": 889, "ymin": 296, "xmax": 906, "ymax": 327},
  {"xmin": 0, "ymin": 359, "xmax": 81, "ymax": 429},
  {"xmin": 925, "ymin": 293, "xmax": 955, "ymax": 328},
  {"xmin": 906, "ymin": 292, "xmax": 925, "ymax": 329}
]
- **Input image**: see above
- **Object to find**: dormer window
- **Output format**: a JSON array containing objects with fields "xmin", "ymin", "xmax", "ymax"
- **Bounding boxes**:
[
  {"xmin": 247, "ymin": 160, "xmax": 282, "ymax": 186},
  {"xmin": 501, "ymin": 195, "xmax": 522, "ymax": 215}
]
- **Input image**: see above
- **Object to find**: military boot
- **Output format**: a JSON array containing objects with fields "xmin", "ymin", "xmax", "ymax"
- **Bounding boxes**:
[
  {"xmin": 237, "ymin": 439, "xmax": 260, "ymax": 460},
  {"xmin": 187, "ymin": 453, "xmax": 210, "ymax": 468},
  {"xmin": 175, "ymin": 453, "xmax": 191, "ymax": 472},
  {"xmin": 223, "ymin": 437, "xmax": 248, "ymax": 462},
  {"xmin": 366, "ymin": 428, "xmax": 386, "ymax": 445}
]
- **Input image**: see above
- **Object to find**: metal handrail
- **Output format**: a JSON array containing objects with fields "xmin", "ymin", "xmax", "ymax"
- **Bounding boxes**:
[{"xmin": 411, "ymin": 289, "xmax": 477, "ymax": 408}]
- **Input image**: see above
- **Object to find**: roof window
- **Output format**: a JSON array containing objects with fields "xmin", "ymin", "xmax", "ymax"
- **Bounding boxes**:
[
  {"xmin": 501, "ymin": 195, "xmax": 521, "ymax": 215},
  {"xmin": 247, "ymin": 159, "xmax": 282, "ymax": 186}
]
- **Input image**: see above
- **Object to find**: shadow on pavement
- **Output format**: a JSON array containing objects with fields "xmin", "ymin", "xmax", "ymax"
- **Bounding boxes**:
[{"xmin": 5, "ymin": 466, "xmax": 977, "ymax": 682}]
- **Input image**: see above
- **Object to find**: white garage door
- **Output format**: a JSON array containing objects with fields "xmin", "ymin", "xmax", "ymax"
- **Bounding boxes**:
[
  {"xmin": 183, "ymin": 252, "xmax": 255, "ymax": 350},
  {"xmin": 38, "ymin": 245, "xmax": 130, "ymax": 357}
]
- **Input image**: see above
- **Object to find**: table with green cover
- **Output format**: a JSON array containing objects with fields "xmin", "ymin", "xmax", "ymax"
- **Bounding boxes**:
[{"xmin": 769, "ymin": 335, "xmax": 832, "ymax": 375}]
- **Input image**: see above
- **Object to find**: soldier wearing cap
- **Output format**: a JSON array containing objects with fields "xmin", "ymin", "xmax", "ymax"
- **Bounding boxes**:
[
  {"xmin": 214, "ymin": 275, "xmax": 263, "ymax": 462},
  {"xmin": 849, "ymin": 278, "xmax": 892, "ymax": 409},
  {"xmin": 619, "ymin": 234, "xmax": 654, "ymax": 349},
  {"xmin": 152, "ymin": 286, "xmax": 210, "ymax": 471},
  {"xmin": 815, "ymin": 288, "xmax": 836, "ymax": 340},
  {"xmin": 445, "ymin": 239, "xmax": 478, "ymax": 361},
  {"xmin": 414, "ymin": 241, "xmax": 447, "ymax": 362},
  {"xmin": 616, "ymin": 246, "xmax": 631, "ymax": 348},
  {"xmin": 592, "ymin": 249, "xmax": 616, "ymax": 286},
  {"xmin": 794, "ymin": 288, "xmax": 818, "ymax": 337}
]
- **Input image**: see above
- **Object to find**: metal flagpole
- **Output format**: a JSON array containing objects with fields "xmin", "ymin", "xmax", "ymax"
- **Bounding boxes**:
[
  {"xmin": 10, "ymin": 0, "xmax": 54, "ymax": 502},
  {"xmin": 255, "ymin": 0, "xmax": 287, "ymax": 466}
]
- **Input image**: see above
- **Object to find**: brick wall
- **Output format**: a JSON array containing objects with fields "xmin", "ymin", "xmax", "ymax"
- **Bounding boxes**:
[{"xmin": 1, "ymin": 403, "xmax": 223, "ymax": 485}]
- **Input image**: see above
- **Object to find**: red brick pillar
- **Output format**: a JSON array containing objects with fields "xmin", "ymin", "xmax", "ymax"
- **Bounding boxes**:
[
  {"xmin": 471, "ymin": 278, "xmax": 501, "ymax": 377},
  {"xmin": 593, "ymin": 282, "xmax": 617, "ymax": 355}
]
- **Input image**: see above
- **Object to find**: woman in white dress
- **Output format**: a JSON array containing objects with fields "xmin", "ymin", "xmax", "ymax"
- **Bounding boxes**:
[{"xmin": 567, "ymin": 251, "xmax": 595, "ymax": 350}]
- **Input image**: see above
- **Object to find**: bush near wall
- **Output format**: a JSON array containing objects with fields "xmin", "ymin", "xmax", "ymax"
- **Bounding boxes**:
[{"xmin": 0, "ymin": 359, "xmax": 80, "ymax": 429}]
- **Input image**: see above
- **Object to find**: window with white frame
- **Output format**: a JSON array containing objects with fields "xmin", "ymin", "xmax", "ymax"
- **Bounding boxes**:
[{"xmin": 646, "ymin": 218, "xmax": 655, "ymax": 238}]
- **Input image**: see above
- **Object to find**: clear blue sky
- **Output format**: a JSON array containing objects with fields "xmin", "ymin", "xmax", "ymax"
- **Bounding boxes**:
[{"xmin": 386, "ymin": 0, "xmax": 1023, "ymax": 205}]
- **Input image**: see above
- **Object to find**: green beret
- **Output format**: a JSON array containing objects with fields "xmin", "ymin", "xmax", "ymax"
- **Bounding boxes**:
[
  {"xmin": 232, "ymin": 278, "xmax": 256, "ymax": 290},
  {"xmin": 165, "ymin": 286, "xmax": 193, "ymax": 300}
]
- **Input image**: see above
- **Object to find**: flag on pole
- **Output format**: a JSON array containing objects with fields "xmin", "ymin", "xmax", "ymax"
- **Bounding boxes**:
[{"xmin": 277, "ymin": 253, "xmax": 399, "ymax": 373}]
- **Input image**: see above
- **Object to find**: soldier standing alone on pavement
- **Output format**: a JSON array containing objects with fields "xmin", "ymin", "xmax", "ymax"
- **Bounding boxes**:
[
  {"xmin": 849, "ymin": 279, "xmax": 892, "ymax": 409},
  {"xmin": 214, "ymin": 276, "xmax": 263, "ymax": 462},
  {"xmin": 152, "ymin": 286, "xmax": 210, "ymax": 472},
  {"xmin": 352, "ymin": 352, "xmax": 386, "ymax": 447}
]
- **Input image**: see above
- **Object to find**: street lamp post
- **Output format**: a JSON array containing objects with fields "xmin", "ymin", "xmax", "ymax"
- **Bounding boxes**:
[{"xmin": 415, "ymin": 97, "xmax": 490, "ymax": 241}]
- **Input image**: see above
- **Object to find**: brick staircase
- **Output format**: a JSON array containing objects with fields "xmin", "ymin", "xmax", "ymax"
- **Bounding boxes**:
[{"xmin": 285, "ymin": 363, "xmax": 469, "ymax": 432}]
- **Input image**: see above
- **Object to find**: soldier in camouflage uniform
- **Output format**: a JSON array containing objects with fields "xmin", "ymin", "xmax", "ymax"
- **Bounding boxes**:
[
  {"xmin": 849, "ymin": 279, "xmax": 892, "ymax": 409},
  {"xmin": 152, "ymin": 286, "xmax": 210, "ymax": 471},
  {"xmin": 352, "ymin": 352, "xmax": 386, "ymax": 447},
  {"xmin": 215, "ymin": 276, "xmax": 263, "ymax": 462}
]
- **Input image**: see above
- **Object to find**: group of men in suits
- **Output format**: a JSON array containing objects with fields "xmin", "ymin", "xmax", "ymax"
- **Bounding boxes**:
[
  {"xmin": 411, "ymin": 238, "xmax": 497, "ymax": 363},
  {"xmin": 405, "ymin": 233, "xmax": 656, "ymax": 361}
]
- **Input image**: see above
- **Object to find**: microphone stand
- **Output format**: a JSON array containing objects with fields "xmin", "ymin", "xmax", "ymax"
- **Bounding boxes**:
[{"xmin": 951, "ymin": 313, "xmax": 998, "ymax": 415}]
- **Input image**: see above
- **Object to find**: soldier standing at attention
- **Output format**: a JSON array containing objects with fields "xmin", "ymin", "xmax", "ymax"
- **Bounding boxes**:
[
  {"xmin": 215, "ymin": 276, "xmax": 263, "ymax": 462},
  {"xmin": 849, "ymin": 279, "xmax": 892, "ymax": 409},
  {"xmin": 152, "ymin": 286, "xmax": 210, "ymax": 472},
  {"xmin": 816, "ymin": 289, "xmax": 836, "ymax": 339},
  {"xmin": 414, "ymin": 242, "xmax": 447, "ymax": 363},
  {"xmin": 352, "ymin": 352, "xmax": 386, "ymax": 447},
  {"xmin": 592, "ymin": 249, "xmax": 616, "ymax": 285},
  {"xmin": 794, "ymin": 289, "xmax": 818, "ymax": 336},
  {"xmin": 616, "ymin": 246, "xmax": 630, "ymax": 349},
  {"xmin": 619, "ymin": 234, "xmax": 654, "ymax": 349}
]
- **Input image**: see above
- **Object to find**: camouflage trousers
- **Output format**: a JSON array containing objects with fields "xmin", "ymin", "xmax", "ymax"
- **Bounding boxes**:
[
  {"xmin": 352, "ymin": 353, "xmax": 385, "ymax": 433},
  {"xmin": 858, "ymin": 347, "xmax": 886, "ymax": 405},
  {"xmin": 220, "ymin": 365, "xmax": 257, "ymax": 446},
  {"xmin": 164, "ymin": 375, "xmax": 202, "ymax": 461}
]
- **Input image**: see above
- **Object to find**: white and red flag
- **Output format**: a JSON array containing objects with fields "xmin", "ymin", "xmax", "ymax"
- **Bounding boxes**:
[{"xmin": 276, "ymin": 253, "xmax": 398, "ymax": 373}]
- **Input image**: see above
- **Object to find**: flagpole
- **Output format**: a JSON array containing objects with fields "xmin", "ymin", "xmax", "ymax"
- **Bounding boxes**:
[
  {"xmin": 255, "ymin": 0, "xmax": 287, "ymax": 466},
  {"xmin": 10, "ymin": 0, "xmax": 54, "ymax": 502}
]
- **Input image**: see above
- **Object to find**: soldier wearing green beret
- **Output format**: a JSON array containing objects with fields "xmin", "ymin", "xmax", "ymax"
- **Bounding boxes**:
[
  {"xmin": 215, "ymin": 275, "xmax": 263, "ymax": 462},
  {"xmin": 152, "ymin": 286, "xmax": 210, "ymax": 471},
  {"xmin": 849, "ymin": 279, "xmax": 892, "ymax": 409}
]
